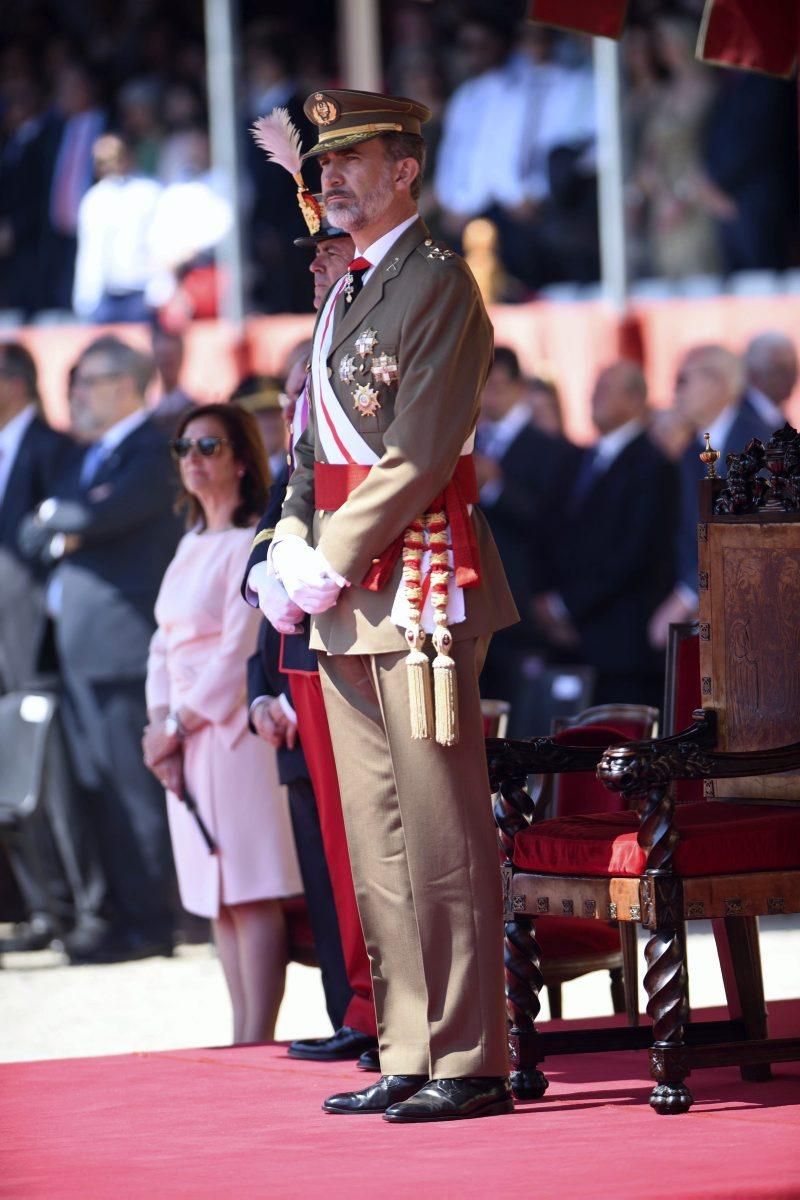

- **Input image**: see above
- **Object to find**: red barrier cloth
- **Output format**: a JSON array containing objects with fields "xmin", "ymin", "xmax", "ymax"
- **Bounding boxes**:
[
  {"xmin": 287, "ymin": 672, "xmax": 377, "ymax": 1037},
  {"xmin": 526, "ymin": 0, "xmax": 629, "ymax": 38},
  {"xmin": 698, "ymin": 0, "xmax": 799, "ymax": 77},
  {"xmin": 314, "ymin": 455, "xmax": 480, "ymax": 592}
]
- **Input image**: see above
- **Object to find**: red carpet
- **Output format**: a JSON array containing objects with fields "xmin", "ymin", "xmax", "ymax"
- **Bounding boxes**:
[{"xmin": 3, "ymin": 1002, "xmax": 800, "ymax": 1200}]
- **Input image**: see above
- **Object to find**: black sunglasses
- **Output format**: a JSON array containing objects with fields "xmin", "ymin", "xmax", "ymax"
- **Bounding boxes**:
[{"xmin": 170, "ymin": 436, "xmax": 232, "ymax": 459}]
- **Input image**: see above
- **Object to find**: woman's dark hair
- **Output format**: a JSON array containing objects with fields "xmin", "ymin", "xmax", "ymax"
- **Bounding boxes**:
[{"xmin": 173, "ymin": 402, "xmax": 271, "ymax": 531}]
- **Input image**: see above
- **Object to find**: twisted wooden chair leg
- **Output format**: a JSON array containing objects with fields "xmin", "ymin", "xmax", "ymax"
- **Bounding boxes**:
[
  {"xmin": 505, "ymin": 914, "xmax": 549, "ymax": 1100},
  {"xmin": 644, "ymin": 924, "xmax": 692, "ymax": 1114}
]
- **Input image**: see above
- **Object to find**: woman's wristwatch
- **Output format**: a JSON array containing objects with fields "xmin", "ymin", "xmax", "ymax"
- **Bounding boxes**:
[{"xmin": 164, "ymin": 711, "xmax": 187, "ymax": 740}]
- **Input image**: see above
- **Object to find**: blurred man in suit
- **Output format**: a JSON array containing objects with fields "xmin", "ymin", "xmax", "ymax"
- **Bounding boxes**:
[
  {"xmin": 29, "ymin": 334, "xmax": 182, "ymax": 961},
  {"xmin": 742, "ymin": 331, "xmax": 798, "ymax": 430},
  {"xmin": 0, "ymin": 341, "xmax": 102, "ymax": 953},
  {"xmin": 476, "ymin": 345, "xmax": 577, "ymax": 725},
  {"xmin": 535, "ymin": 361, "xmax": 679, "ymax": 707},
  {"xmin": 648, "ymin": 344, "xmax": 775, "ymax": 650}
]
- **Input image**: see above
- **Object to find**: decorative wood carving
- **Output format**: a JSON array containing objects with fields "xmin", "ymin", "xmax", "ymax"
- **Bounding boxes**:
[{"xmin": 714, "ymin": 424, "xmax": 800, "ymax": 515}]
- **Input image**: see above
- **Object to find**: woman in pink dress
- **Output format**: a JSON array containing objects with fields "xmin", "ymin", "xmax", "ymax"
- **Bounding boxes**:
[{"xmin": 143, "ymin": 403, "xmax": 301, "ymax": 1043}]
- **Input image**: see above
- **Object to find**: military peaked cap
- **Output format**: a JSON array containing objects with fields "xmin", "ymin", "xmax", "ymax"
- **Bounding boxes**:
[{"xmin": 301, "ymin": 89, "xmax": 431, "ymax": 161}]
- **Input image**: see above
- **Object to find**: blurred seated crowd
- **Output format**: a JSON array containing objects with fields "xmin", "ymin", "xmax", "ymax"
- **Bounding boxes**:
[{"xmin": 1, "ymin": 0, "xmax": 798, "ymax": 326}]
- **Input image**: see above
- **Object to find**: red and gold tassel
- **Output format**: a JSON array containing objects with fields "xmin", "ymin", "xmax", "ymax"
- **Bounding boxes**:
[
  {"xmin": 402, "ymin": 519, "xmax": 433, "ymax": 739},
  {"xmin": 427, "ymin": 511, "xmax": 459, "ymax": 746}
]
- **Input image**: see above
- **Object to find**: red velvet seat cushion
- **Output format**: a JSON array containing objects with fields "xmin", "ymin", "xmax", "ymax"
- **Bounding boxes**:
[
  {"xmin": 513, "ymin": 801, "xmax": 800, "ymax": 878},
  {"xmin": 534, "ymin": 915, "xmax": 620, "ymax": 957}
]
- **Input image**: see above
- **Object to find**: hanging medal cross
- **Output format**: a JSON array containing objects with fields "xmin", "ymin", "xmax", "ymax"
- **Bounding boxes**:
[{"xmin": 344, "ymin": 256, "xmax": 372, "ymax": 304}]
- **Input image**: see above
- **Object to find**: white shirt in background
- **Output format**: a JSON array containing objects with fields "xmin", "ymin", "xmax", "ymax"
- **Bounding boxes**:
[{"xmin": 72, "ymin": 175, "xmax": 163, "ymax": 316}]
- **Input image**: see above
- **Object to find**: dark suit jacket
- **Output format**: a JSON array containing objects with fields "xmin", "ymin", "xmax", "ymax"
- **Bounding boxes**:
[
  {"xmin": 677, "ymin": 403, "xmax": 775, "ymax": 592},
  {"xmin": 479, "ymin": 423, "xmax": 578, "ymax": 641},
  {"xmin": 41, "ymin": 416, "xmax": 182, "ymax": 680},
  {"xmin": 0, "ymin": 113, "xmax": 56, "ymax": 314},
  {"xmin": 244, "ymin": 467, "xmax": 313, "ymax": 784},
  {"xmin": 553, "ymin": 430, "xmax": 679, "ymax": 677},
  {"xmin": 0, "ymin": 415, "xmax": 73, "ymax": 571}
]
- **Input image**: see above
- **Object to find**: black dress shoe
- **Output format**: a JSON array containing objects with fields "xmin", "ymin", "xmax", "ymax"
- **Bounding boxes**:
[
  {"xmin": 323, "ymin": 1074, "xmax": 427, "ymax": 1115},
  {"xmin": 288, "ymin": 1026, "xmax": 378, "ymax": 1062},
  {"xmin": 357, "ymin": 1046, "xmax": 380, "ymax": 1072},
  {"xmin": 0, "ymin": 914, "xmax": 60, "ymax": 953},
  {"xmin": 383, "ymin": 1076, "xmax": 514, "ymax": 1123}
]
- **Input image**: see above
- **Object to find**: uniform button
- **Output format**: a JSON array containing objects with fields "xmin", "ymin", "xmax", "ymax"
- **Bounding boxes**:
[
  {"xmin": 327, "ymin": 367, "xmax": 333, "ymax": 378},
  {"xmin": 372, "ymin": 557, "xmax": 380, "ymax": 564}
]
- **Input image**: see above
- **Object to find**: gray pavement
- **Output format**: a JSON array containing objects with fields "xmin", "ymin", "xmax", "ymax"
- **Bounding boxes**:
[{"xmin": 1, "ymin": 917, "xmax": 798, "ymax": 1063}]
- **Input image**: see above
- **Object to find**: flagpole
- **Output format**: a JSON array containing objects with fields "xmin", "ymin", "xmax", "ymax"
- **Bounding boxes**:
[
  {"xmin": 204, "ymin": 0, "xmax": 246, "ymax": 332},
  {"xmin": 593, "ymin": 36, "xmax": 628, "ymax": 313},
  {"xmin": 338, "ymin": 0, "xmax": 382, "ymax": 90}
]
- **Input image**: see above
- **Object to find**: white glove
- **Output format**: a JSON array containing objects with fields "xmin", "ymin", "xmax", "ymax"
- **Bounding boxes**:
[
  {"xmin": 271, "ymin": 535, "xmax": 345, "ymax": 615},
  {"xmin": 250, "ymin": 566, "xmax": 305, "ymax": 634}
]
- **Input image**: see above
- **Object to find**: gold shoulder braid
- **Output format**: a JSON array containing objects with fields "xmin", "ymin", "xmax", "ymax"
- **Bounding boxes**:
[{"xmin": 250, "ymin": 528, "xmax": 275, "ymax": 551}]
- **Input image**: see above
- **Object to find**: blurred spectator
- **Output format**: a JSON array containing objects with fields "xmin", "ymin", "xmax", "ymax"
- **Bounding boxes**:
[
  {"xmin": 156, "ymin": 81, "xmax": 207, "ymax": 184},
  {"xmin": 631, "ymin": 16, "xmax": 720, "ymax": 278},
  {"xmin": 0, "ymin": 78, "xmax": 53, "ymax": 317},
  {"xmin": 435, "ymin": 16, "xmax": 596, "ymax": 288},
  {"xmin": 45, "ymin": 61, "xmax": 107, "ymax": 310},
  {"xmin": 0, "ymin": 342, "xmax": 108, "ymax": 956},
  {"xmin": 527, "ymin": 373, "xmax": 566, "ymax": 438},
  {"xmin": 704, "ymin": 71, "xmax": 798, "ymax": 273},
  {"xmin": 117, "ymin": 78, "xmax": 163, "ymax": 178},
  {"xmin": 647, "ymin": 405, "xmax": 693, "ymax": 461},
  {"xmin": 229, "ymin": 375, "xmax": 287, "ymax": 481},
  {"xmin": 242, "ymin": 23, "xmax": 315, "ymax": 314},
  {"xmin": 476, "ymin": 346, "xmax": 578, "ymax": 721},
  {"xmin": 146, "ymin": 128, "xmax": 232, "ymax": 327},
  {"xmin": 742, "ymin": 331, "xmax": 799, "ymax": 429},
  {"xmin": 648, "ymin": 344, "xmax": 774, "ymax": 649},
  {"xmin": 148, "ymin": 325, "xmax": 196, "ymax": 437},
  {"xmin": 535, "ymin": 361, "xmax": 680, "ymax": 707},
  {"xmin": 144, "ymin": 403, "xmax": 301, "ymax": 1043},
  {"xmin": 27, "ymin": 334, "xmax": 182, "ymax": 962},
  {"xmin": 72, "ymin": 134, "xmax": 161, "ymax": 322},
  {"xmin": 0, "ymin": 342, "xmax": 72, "ymax": 688}
]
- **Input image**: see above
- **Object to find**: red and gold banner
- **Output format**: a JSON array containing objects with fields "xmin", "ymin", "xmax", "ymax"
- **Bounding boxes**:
[
  {"xmin": 526, "ymin": 1, "xmax": 629, "ymax": 40},
  {"xmin": 697, "ymin": 0, "xmax": 799, "ymax": 78}
]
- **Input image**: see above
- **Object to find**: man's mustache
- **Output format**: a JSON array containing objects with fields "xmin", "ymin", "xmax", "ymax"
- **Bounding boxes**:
[{"xmin": 324, "ymin": 189, "xmax": 354, "ymax": 203}]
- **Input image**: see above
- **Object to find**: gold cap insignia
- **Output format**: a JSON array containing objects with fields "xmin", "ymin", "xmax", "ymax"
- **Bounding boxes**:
[{"xmin": 311, "ymin": 93, "xmax": 339, "ymax": 126}]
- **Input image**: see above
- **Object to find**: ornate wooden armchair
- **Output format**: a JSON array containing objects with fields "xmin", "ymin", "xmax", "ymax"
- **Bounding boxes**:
[{"xmin": 489, "ymin": 425, "xmax": 800, "ymax": 1115}]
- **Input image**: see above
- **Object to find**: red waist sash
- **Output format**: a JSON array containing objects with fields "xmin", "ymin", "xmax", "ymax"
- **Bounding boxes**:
[{"xmin": 314, "ymin": 456, "xmax": 481, "ymax": 593}]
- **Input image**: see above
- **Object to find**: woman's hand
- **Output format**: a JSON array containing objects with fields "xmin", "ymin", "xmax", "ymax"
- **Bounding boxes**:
[
  {"xmin": 142, "ymin": 720, "xmax": 181, "ymax": 769},
  {"xmin": 154, "ymin": 751, "xmax": 184, "ymax": 796}
]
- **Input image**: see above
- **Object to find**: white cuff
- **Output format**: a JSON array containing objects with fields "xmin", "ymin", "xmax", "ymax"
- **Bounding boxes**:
[
  {"xmin": 248, "ymin": 694, "xmax": 272, "ymax": 721},
  {"xmin": 246, "ymin": 561, "xmax": 269, "ymax": 607},
  {"xmin": 277, "ymin": 692, "xmax": 297, "ymax": 725}
]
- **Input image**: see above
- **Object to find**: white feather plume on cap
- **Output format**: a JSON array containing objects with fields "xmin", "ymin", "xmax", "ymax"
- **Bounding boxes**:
[{"xmin": 250, "ymin": 107, "xmax": 321, "ymax": 234}]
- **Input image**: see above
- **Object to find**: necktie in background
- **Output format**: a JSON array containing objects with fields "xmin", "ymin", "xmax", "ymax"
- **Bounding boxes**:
[
  {"xmin": 570, "ymin": 447, "xmax": 601, "ymax": 512},
  {"xmin": 79, "ymin": 441, "xmax": 106, "ymax": 489}
]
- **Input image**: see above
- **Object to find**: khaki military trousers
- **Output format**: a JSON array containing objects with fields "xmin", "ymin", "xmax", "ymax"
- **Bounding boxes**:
[{"xmin": 317, "ymin": 637, "xmax": 509, "ymax": 1079}]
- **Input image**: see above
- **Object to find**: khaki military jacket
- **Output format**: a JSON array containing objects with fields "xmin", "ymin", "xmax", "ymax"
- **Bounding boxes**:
[{"xmin": 275, "ymin": 216, "xmax": 518, "ymax": 655}]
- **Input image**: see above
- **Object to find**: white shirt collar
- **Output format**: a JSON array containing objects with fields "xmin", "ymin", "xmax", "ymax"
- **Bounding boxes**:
[
  {"xmin": 0, "ymin": 402, "xmax": 36, "ymax": 454},
  {"xmin": 97, "ymin": 406, "xmax": 150, "ymax": 455},
  {"xmin": 595, "ymin": 416, "xmax": 645, "ymax": 467},
  {"xmin": 359, "ymin": 214, "xmax": 420, "ymax": 281},
  {"xmin": 704, "ymin": 404, "xmax": 738, "ymax": 455},
  {"xmin": 746, "ymin": 385, "xmax": 783, "ymax": 430},
  {"xmin": 481, "ymin": 401, "xmax": 531, "ymax": 459}
]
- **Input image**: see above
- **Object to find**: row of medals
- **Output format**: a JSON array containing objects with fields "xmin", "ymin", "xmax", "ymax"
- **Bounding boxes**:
[{"xmin": 339, "ymin": 328, "xmax": 397, "ymax": 419}]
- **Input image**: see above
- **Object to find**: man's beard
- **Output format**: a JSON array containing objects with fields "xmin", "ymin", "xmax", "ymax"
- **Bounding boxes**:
[{"xmin": 325, "ymin": 172, "xmax": 396, "ymax": 234}]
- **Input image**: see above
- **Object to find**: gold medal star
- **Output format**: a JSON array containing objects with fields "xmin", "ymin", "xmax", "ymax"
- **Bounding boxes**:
[
  {"xmin": 352, "ymin": 382, "xmax": 381, "ymax": 417},
  {"xmin": 354, "ymin": 327, "xmax": 379, "ymax": 359}
]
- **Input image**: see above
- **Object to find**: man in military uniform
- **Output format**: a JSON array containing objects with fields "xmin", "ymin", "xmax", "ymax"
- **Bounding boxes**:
[{"xmin": 252, "ymin": 89, "xmax": 518, "ymax": 1122}]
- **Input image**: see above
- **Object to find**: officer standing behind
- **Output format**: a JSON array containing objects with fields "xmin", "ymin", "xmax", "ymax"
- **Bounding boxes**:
[{"xmin": 251, "ymin": 89, "xmax": 518, "ymax": 1122}]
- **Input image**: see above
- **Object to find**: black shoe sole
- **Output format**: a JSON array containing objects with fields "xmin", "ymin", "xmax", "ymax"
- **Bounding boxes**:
[
  {"xmin": 288, "ymin": 1048, "xmax": 370, "ymax": 1062},
  {"xmin": 383, "ymin": 1098, "xmax": 514, "ymax": 1123},
  {"xmin": 322, "ymin": 1103, "xmax": 390, "ymax": 1115}
]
